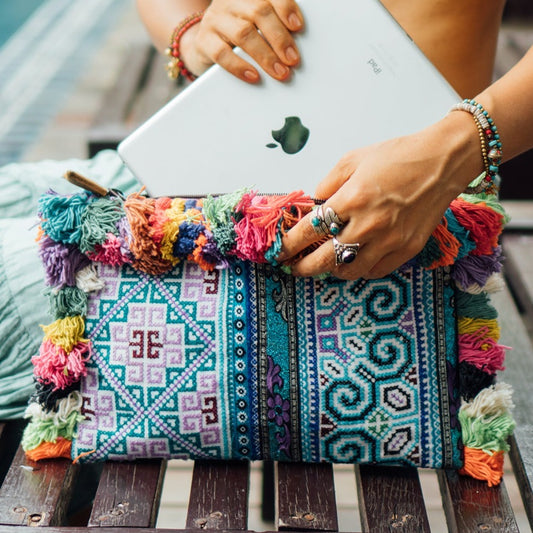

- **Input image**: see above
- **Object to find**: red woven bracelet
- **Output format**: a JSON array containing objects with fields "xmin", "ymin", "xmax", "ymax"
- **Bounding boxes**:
[{"xmin": 165, "ymin": 11, "xmax": 204, "ymax": 82}]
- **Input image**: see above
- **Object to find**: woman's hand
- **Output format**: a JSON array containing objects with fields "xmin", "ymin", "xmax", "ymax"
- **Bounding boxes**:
[
  {"xmin": 277, "ymin": 112, "xmax": 483, "ymax": 280},
  {"xmin": 181, "ymin": 0, "xmax": 304, "ymax": 82}
]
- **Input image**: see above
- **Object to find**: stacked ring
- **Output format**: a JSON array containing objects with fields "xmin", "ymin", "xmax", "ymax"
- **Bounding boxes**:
[
  {"xmin": 333, "ymin": 237, "xmax": 360, "ymax": 265},
  {"xmin": 311, "ymin": 206, "xmax": 344, "ymax": 236}
]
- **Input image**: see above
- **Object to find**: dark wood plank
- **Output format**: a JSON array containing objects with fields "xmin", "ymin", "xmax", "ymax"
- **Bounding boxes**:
[
  {"xmin": 0, "ymin": 420, "xmax": 26, "ymax": 490},
  {"xmin": 493, "ymin": 286, "xmax": 533, "ymax": 527},
  {"xmin": 438, "ymin": 469, "xmax": 519, "ymax": 533},
  {"xmin": 88, "ymin": 459, "xmax": 166, "ymax": 528},
  {"xmin": 356, "ymin": 465, "xmax": 430, "ymax": 533},
  {"xmin": 261, "ymin": 460, "xmax": 276, "ymax": 523},
  {"xmin": 0, "ymin": 445, "xmax": 78, "ymax": 527},
  {"xmin": 277, "ymin": 462, "xmax": 338, "ymax": 531},
  {"xmin": 2, "ymin": 526, "xmax": 294, "ymax": 533},
  {"xmin": 502, "ymin": 233, "xmax": 533, "ymax": 335},
  {"xmin": 185, "ymin": 460, "xmax": 250, "ymax": 530}
]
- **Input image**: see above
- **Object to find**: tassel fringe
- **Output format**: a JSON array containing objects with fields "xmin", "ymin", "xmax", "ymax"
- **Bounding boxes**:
[{"xmin": 24, "ymin": 182, "xmax": 515, "ymax": 480}]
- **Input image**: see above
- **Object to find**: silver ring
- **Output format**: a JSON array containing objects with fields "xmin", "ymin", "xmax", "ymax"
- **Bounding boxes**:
[
  {"xmin": 333, "ymin": 237, "xmax": 360, "ymax": 265},
  {"xmin": 310, "ymin": 206, "xmax": 344, "ymax": 236}
]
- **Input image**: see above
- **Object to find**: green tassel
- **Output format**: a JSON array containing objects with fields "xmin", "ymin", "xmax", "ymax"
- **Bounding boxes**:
[
  {"xmin": 456, "ymin": 291, "xmax": 498, "ymax": 320},
  {"xmin": 203, "ymin": 189, "xmax": 247, "ymax": 254},
  {"xmin": 459, "ymin": 409, "xmax": 515, "ymax": 454},
  {"xmin": 416, "ymin": 235, "xmax": 443, "ymax": 268},
  {"xmin": 47, "ymin": 286, "xmax": 88, "ymax": 319},
  {"xmin": 22, "ymin": 405, "xmax": 84, "ymax": 451},
  {"xmin": 79, "ymin": 197, "xmax": 124, "ymax": 253}
]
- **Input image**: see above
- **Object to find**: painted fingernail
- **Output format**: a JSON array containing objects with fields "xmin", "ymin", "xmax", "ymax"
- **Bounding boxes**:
[
  {"xmin": 274, "ymin": 62, "xmax": 290, "ymax": 78},
  {"xmin": 285, "ymin": 46, "xmax": 298, "ymax": 63},
  {"xmin": 289, "ymin": 13, "xmax": 302, "ymax": 29},
  {"xmin": 244, "ymin": 69, "xmax": 259, "ymax": 81}
]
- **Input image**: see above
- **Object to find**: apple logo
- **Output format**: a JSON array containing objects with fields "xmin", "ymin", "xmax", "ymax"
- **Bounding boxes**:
[{"xmin": 266, "ymin": 116, "xmax": 310, "ymax": 154}]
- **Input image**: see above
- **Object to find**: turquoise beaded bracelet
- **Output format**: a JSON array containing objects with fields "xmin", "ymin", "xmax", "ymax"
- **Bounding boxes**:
[{"xmin": 450, "ymin": 99, "xmax": 502, "ymax": 194}]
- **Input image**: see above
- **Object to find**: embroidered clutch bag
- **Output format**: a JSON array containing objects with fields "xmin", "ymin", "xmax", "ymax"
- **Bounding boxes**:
[{"xmin": 22, "ymin": 177, "xmax": 514, "ymax": 486}]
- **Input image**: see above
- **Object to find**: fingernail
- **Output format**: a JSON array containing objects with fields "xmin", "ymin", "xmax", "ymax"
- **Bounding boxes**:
[
  {"xmin": 289, "ymin": 13, "xmax": 302, "ymax": 29},
  {"xmin": 285, "ymin": 46, "xmax": 298, "ymax": 63},
  {"xmin": 274, "ymin": 62, "xmax": 290, "ymax": 78},
  {"xmin": 244, "ymin": 69, "xmax": 259, "ymax": 81}
]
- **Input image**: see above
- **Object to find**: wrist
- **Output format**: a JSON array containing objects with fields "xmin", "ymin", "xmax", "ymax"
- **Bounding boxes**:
[
  {"xmin": 440, "ymin": 109, "xmax": 492, "ymax": 195},
  {"xmin": 179, "ymin": 24, "xmax": 203, "ymax": 76}
]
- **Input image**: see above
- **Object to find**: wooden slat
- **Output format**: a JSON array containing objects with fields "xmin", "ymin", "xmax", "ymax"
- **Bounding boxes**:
[
  {"xmin": 0, "ymin": 446, "xmax": 78, "ymax": 527},
  {"xmin": 438, "ymin": 470, "xmax": 519, "ymax": 533},
  {"xmin": 88, "ymin": 459, "xmax": 166, "ymax": 528},
  {"xmin": 87, "ymin": 43, "xmax": 154, "ymax": 156},
  {"xmin": 2, "ymin": 526, "xmax": 286, "ymax": 533},
  {"xmin": 0, "ymin": 422, "xmax": 8, "ymax": 486},
  {"xmin": 261, "ymin": 460, "xmax": 276, "ymax": 523},
  {"xmin": 0, "ymin": 420, "xmax": 26, "ymax": 489},
  {"xmin": 186, "ymin": 460, "xmax": 250, "ymax": 530},
  {"xmin": 502, "ymin": 233, "xmax": 533, "ymax": 334},
  {"xmin": 493, "ymin": 286, "xmax": 533, "ymax": 527},
  {"xmin": 356, "ymin": 465, "xmax": 430, "ymax": 533},
  {"xmin": 277, "ymin": 462, "xmax": 338, "ymax": 531}
]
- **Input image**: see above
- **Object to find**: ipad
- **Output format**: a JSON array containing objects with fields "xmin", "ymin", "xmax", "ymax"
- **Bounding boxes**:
[{"xmin": 118, "ymin": 0, "xmax": 460, "ymax": 196}]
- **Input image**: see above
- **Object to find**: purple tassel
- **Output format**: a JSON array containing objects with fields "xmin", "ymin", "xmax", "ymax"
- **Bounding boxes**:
[
  {"xmin": 39, "ymin": 235, "xmax": 91, "ymax": 288},
  {"xmin": 451, "ymin": 245, "xmax": 503, "ymax": 288}
]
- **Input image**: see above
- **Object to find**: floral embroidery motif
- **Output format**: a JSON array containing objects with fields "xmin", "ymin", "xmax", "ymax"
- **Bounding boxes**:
[{"xmin": 266, "ymin": 355, "xmax": 291, "ymax": 457}]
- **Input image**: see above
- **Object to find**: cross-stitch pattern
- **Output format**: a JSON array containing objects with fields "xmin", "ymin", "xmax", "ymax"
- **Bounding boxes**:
[{"xmin": 71, "ymin": 259, "xmax": 460, "ymax": 468}]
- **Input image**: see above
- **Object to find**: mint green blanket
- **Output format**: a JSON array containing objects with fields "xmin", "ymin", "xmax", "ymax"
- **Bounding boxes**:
[{"xmin": 0, "ymin": 151, "xmax": 139, "ymax": 419}]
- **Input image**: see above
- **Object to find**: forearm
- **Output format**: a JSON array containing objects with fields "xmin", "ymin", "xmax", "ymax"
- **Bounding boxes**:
[
  {"xmin": 136, "ymin": 0, "xmax": 210, "ymax": 53},
  {"xmin": 476, "ymin": 46, "xmax": 533, "ymax": 162}
]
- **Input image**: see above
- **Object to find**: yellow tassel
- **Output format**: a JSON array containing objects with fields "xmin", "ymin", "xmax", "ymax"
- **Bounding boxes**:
[
  {"xmin": 41, "ymin": 316, "xmax": 87, "ymax": 353},
  {"xmin": 457, "ymin": 317, "xmax": 500, "ymax": 341}
]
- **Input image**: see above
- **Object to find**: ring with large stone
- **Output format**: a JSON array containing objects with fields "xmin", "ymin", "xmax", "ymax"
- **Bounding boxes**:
[
  {"xmin": 310, "ymin": 205, "xmax": 344, "ymax": 236},
  {"xmin": 333, "ymin": 237, "xmax": 360, "ymax": 265}
]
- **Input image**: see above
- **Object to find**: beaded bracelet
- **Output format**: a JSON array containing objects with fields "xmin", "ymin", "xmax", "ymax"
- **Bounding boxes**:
[
  {"xmin": 165, "ymin": 11, "xmax": 204, "ymax": 82},
  {"xmin": 450, "ymin": 99, "xmax": 502, "ymax": 194}
]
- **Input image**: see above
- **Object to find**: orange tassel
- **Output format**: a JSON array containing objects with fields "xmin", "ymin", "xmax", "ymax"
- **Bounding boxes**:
[
  {"xmin": 459, "ymin": 447, "xmax": 505, "ymax": 487},
  {"xmin": 150, "ymin": 196, "xmax": 173, "ymax": 244},
  {"xmin": 428, "ymin": 217, "xmax": 461, "ymax": 268},
  {"xmin": 25, "ymin": 438, "xmax": 72, "ymax": 462},
  {"xmin": 124, "ymin": 193, "xmax": 172, "ymax": 275}
]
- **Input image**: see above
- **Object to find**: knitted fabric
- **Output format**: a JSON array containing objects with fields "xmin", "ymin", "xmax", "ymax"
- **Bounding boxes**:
[{"xmin": 22, "ymin": 180, "xmax": 514, "ymax": 485}]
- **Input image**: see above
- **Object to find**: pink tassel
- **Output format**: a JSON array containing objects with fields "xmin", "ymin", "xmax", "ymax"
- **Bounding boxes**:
[
  {"xmin": 32, "ymin": 340, "xmax": 91, "ymax": 390},
  {"xmin": 458, "ymin": 328, "xmax": 509, "ymax": 375},
  {"xmin": 234, "ymin": 191, "xmax": 313, "ymax": 262},
  {"xmin": 87, "ymin": 233, "xmax": 132, "ymax": 266}
]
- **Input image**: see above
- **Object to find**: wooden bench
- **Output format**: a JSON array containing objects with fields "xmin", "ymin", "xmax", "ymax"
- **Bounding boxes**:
[
  {"xmin": 87, "ymin": 43, "xmax": 184, "ymax": 158},
  {"xmin": 1, "ymin": 204, "xmax": 533, "ymax": 532}
]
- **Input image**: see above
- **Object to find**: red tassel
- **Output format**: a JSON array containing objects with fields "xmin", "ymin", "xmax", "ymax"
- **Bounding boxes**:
[{"xmin": 450, "ymin": 198, "xmax": 503, "ymax": 256}]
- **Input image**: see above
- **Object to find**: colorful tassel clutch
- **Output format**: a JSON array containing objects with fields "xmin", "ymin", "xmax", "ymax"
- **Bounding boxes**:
[{"xmin": 23, "ymin": 177, "xmax": 514, "ymax": 486}]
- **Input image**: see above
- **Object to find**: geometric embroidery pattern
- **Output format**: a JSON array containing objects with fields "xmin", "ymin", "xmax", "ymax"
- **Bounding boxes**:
[{"xmin": 73, "ymin": 260, "xmax": 460, "ymax": 469}]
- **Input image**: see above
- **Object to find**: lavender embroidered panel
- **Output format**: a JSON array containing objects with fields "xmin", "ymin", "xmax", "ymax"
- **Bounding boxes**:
[{"xmin": 73, "ymin": 260, "xmax": 461, "ymax": 468}]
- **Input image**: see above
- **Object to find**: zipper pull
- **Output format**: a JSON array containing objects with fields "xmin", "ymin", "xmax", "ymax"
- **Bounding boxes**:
[{"xmin": 64, "ymin": 170, "xmax": 109, "ymax": 197}]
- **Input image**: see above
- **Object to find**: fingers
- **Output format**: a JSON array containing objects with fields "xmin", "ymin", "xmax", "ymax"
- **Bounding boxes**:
[
  {"xmin": 314, "ymin": 147, "xmax": 372, "ymax": 199},
  {"xmin": 200, "ymin": 0, "xmax": 303, "ymax": 82}
]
